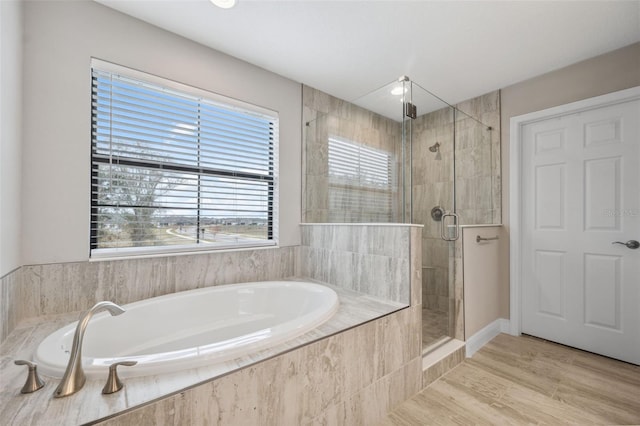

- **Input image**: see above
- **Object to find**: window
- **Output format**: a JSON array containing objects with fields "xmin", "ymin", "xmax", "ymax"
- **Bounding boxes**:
[
  {"xmin": 90, "ymin": 60, "xmax": 278, "ymax": 257},
  {"xmin": 327, "ymin": 137, "xmax": 394, "ymax": 222}
]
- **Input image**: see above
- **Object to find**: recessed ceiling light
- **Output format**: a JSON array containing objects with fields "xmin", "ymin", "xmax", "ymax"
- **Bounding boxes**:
[{"xmin": 210, "ymin": 0, "xmax": 237, "ymax": 9}]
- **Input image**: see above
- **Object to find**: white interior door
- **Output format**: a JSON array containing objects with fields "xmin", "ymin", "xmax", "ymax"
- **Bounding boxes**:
[{"xmin": 521, "ymin": 97, "xmax": 640, "ymax": 365}]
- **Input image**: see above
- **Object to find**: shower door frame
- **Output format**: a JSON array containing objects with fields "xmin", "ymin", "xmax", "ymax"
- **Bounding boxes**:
[{"xmin": 406, "ymin": 83, "xmax": 462, "ymax": 350}]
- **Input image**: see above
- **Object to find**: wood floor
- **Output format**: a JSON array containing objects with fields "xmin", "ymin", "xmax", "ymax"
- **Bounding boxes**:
[{"xmin": 380, "ymin": 333, "xmax": 640, "ymax": 425}]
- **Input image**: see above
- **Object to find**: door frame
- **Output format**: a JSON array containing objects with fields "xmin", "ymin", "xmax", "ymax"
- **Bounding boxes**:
[{"xmin": 509, "ymin": 85, "xmax": 640, "ymax": 336}]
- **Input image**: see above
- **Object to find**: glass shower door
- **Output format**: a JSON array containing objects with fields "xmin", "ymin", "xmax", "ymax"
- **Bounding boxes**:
[{"xmin": 408, "ymin": 82, "xmax": 458, "ymax": 350}]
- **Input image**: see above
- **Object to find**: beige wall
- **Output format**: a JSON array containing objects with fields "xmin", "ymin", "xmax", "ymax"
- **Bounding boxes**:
[
  {"xmin": 0, "ymin": 0, "xmax": 23, "ymax": 276},
  {"xmin": 462, "ymin": 226, "xmax": 505, "ymax": 337},
  {"xmin": 21, "ymin": 1, "xmax": 302, "ymax": 265},
  {"xmin": 499, "ymin": 42, "xmax": 640, "ymax": 320}
]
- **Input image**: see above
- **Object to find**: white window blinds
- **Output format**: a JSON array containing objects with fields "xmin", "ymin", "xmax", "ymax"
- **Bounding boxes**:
[
  {"xmin": 90, "ymin": 61, "xmax": 278, "ymax": 257},
  {"xmin": 327, "ymin": 137, "xmax": 394, "ymax": 222}
]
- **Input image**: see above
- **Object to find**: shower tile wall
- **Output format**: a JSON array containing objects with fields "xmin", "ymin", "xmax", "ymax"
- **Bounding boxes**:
[
  {"xmin": 412, "ymin": 107, "xmax": 455, "ymax": 314},
  {"xmin": 298, "ymin": 224, "xmax": 415, "ymax": 305},
  {"xmin": 302, "ymin": 85, "xmax": 403, "ymax": 223},
  {"xmin": 411, "ymin": 90, "xmax": 501, "ymax": 343},
  {"xmin": 455, "ymin": 90, "xmax": 502, "ymax": 225},
  {"xmin": 453, "ymin": 90, "xmax": 501, "ymax": 341}
]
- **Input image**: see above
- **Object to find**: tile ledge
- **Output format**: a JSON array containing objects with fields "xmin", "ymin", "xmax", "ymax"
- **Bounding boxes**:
[
  {"xmin": 422, "ymin": 339, "xmax": 465, "ymax": 370},
  {"xmin": 300, "ymin": 223, "xmax": 424, "ymax": 228}
]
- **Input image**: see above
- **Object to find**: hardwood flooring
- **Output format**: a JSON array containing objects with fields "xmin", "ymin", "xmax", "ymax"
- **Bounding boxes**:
[{"xmin": 380, "ymin": 333, "xmax": 640, "ymax": 425}]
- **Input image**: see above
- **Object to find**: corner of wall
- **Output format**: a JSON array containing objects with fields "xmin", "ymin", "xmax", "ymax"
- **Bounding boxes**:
[
  {"xmin": 0, "ymin": 266, "xmax": 23, "ymax": 344},
  {"xmin": 0, "ymin": 0, "xmax": 24, "ymax": 277}
]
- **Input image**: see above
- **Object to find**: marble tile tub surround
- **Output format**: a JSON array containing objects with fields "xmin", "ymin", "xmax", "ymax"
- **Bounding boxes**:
[
  {"xmin": 100, "ymin": 306, "xmax": 423, "ymax": 426},
  {"xmin": 1, "ymin": 221, "xmax": 422, "ymax": 348},
  {"xmin": 0, "ymin": 286, "xmax": 416, "ymax": 426},
  {"xmin": 1, "ymin": 224, "xmax": 424, "ymax": 425},
  {"xmin": 3, "ymin": 224, "xmax": 418, "ymax": 334},
  {"xmin": 299, "ymin": 223, "xmax": 422, "ymax": 305},
  {"xmin": 0, "ymin": 267, "xmax": 22, "ymax": 344},
  {"xmin": 0, "ymin": 247, "xmax": 295, "ymax": 347},
  {"xmin": 17, "ymin": 246, "xmax": 296, "ymax": 321},
  {"xmin": 103, "ymin": 308, "xmax": 422, "ymax": 426}
]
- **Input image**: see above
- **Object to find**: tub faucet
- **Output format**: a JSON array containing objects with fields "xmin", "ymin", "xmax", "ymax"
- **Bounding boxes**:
[{"xmin": 53, "ymin": 301, "xmax": 125, "ymax": 398}]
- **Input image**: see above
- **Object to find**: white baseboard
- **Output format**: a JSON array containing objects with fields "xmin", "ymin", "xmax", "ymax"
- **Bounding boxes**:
[{"xmin": 465, "ymin": 318, "xmax": 510, "ymax": 358}]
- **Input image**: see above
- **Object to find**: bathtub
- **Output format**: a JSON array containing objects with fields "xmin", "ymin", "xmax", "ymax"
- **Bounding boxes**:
[{"xmin": 34, "ymin": 280, "xmax": 339, "ymax": 379}]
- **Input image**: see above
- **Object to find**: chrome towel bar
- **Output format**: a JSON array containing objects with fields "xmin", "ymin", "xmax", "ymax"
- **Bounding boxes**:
[{"xmin": 476, "ymin": 235, "xmax": 499, "ymax": 243}]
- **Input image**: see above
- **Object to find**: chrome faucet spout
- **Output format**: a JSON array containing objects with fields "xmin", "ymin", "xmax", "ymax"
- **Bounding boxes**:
[{"xmin": 53, "ymin": 301, "xmax": 125, "ymax": 398}]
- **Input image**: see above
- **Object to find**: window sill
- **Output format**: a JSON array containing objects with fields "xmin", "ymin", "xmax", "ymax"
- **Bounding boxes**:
[{"xmin": 89, "ymin": 241, "xmax": 277, "ymax": 262}]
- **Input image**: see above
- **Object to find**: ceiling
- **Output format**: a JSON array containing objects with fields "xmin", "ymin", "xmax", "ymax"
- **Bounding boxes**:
[{"xmin": 96, "ymin": 0, "xmax": 640, "ymax": 115}]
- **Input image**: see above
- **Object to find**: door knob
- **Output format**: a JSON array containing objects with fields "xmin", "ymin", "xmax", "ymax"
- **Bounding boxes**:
[{"xmin": 612, "ymin": 240, "xmax": 640, "ymax": 249}]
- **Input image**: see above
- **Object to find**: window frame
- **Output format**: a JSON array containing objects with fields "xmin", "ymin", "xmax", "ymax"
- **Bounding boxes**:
[{"xmin": 89, "ymin": 59, "xmax": 279, "ymax": 259}]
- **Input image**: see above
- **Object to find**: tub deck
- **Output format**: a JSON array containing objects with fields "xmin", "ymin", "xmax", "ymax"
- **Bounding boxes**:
[{"xmin": 0, "ymin": 281, "xmax": 406, "ymax": 425}]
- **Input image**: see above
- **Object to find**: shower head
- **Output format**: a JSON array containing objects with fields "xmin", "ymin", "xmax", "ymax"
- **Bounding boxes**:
[{"xmin": 429, "ymin": 142, "xmax": 442, "ymax": 160}]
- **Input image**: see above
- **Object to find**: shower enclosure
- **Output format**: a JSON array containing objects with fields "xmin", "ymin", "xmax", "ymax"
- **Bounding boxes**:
[{"xmin": 302, "ymin": 78, "xmax": 500, "ymax": 353}]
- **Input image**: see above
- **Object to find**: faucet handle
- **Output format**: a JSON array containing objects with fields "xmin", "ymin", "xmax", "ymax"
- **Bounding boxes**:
[
  {"xmin": 102, "ymin": 361, "xmax": 137, "ymax": 394},
  {"xmin": 14, "ymin": 360, "xmax": 45, "ymax": 394}
]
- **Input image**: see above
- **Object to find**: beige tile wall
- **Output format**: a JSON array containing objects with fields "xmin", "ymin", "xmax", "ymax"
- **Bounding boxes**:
[
  {"xmin": 303, "ymin": 85, "xmax": 404, "ymax": 223},
  {"xmin": 299, "ymin": 224, "xmax": 416, "ymax": 304},
  {"xmin": 455, "ymin": 90, "xmax": 502, "ymax": 225},
  {"xmin": 101, "ymin": 307, "xmax": 423, "ymax": 426},
  {"xmin": 11, "ymin": 247, "xmax": 297, "ymax": 324},
  {"xmin": 411, "ymin": 91, "xmax": 501, "ymax": 341},
  {"xmin": 0, "ymin": 268, "xmax": 22, "ymax": 343},
  {"xmin": 2, "ymin": 222, "xmax": 419, "ymax": 344},
  {"xmin": 99, "ymin": 224, "xmax": 423, "ymax": 425},
  {"xmin": 411, "ymin": 106, "xmax": 456, "ymax": 314},
  {"xmin": 301, "ymin": 86, "xmax": 501, "ymax": 345},
  {"xmin": 1, "ymin": 224, "xmax": 423, "ymax": 424}
]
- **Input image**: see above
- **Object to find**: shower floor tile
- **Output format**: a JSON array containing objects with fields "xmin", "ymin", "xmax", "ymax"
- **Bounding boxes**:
[{"xmin": 422, "ymin": 307, "xmax": 449, "ymax": 349}]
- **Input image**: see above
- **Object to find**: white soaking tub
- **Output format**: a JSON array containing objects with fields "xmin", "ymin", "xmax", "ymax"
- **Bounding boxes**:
[{"xmin": 34, "ymin": 280, "xmax": 339, "ymax": 379}]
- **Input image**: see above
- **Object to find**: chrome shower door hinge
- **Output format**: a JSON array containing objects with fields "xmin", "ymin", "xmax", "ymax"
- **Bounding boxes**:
[{"xmin": 405, "ymin": 102, "xmax": 417, "ymax": 119}]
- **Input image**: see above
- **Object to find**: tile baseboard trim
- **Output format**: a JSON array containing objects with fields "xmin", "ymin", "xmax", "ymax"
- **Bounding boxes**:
[{"xmin": 465, "ymin": 318, "xmax": 510, "ymax": 358}]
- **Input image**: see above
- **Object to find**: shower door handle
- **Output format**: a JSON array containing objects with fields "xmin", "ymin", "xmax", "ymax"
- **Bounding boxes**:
[{"xmin": 441, "ymin": 212, "xmax": 459, "ymax": 241}]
